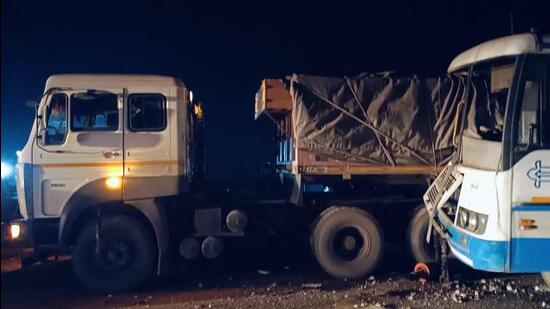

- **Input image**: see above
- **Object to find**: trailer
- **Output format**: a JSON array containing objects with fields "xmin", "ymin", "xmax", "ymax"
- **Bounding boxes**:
[{"xmin": 5, "ymin": 68, "xmax": 475, "ymax": 291}]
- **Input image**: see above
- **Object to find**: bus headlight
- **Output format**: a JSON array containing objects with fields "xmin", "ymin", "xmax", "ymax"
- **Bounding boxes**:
[
  {"xmin": 457, "ymin": 207, "xmax": 488, "ymax": 235},
  {"xmin": 468, "ymin": 213, "xmax": 479, "ymax": 231}
]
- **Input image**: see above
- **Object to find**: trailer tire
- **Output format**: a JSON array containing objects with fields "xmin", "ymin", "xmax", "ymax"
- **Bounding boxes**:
[
  {"xmin": 407, "ymin": 205, "xmax": 436, "ymax": 263},
  {"xmin": 311, "ymin": 207, "xmax": 384, "ymax": 279},
  {"xmin": 72, "ymin": 215, "xmax": 156, "ymax": 291}
]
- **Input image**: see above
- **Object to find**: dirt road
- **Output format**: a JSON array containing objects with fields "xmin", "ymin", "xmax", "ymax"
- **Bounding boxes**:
[{"xmin": 2, "ymin": 243, "xmax": 549, "ymax": 308}]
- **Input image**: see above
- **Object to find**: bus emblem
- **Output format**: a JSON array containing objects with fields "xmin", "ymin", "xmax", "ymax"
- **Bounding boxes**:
[{"xmin": 527, "ymin": 160, "xmax": 549, "ymax": 188}]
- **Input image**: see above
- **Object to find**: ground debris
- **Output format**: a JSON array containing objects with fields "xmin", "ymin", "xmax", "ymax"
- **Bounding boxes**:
[{"xmin": 302, "ymin": 283, "xmax": 322, "ymax": 289}]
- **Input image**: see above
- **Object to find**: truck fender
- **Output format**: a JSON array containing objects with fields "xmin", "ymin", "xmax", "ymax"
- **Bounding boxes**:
[
  {"xmin": 125, "ymin": 199, "xmax": 170, "ymax": 272},
  {"xmin": 59, "ymin": 180, "xmax": 170, "ymax": 275},
  {"xmin": 59, "ymin": 178, "xmax": 122, "ymax": 246}
]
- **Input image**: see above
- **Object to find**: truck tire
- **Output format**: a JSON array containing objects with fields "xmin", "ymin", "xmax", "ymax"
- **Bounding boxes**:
[
  {"xmin": 542, "ymin": 273, "xmax": 550, "ymax": 288},
  {"xmin": 407, "ymin": 205, "xmax": 436, "ymax": 263},
  {"xmin": 311, "ymin": 206, "xmax": 384, "ymax": 279},
  {"xmin": 72, "ymin": 215, "xmax": 156, "ymax": 291}
]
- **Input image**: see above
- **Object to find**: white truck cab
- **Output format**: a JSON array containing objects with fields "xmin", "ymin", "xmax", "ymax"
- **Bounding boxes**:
[
  {"xmin": 12, "ymin": 74, "xmax": 202, "ymax": 290},
  {"xmin": 424, "ymin": 33, "xmax": 550, "ymax": 284}
]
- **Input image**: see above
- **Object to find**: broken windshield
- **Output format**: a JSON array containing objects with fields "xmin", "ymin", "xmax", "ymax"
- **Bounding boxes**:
[{"xmin": 462, "ymin": 58, "xmax": 517, "ymax": 142}]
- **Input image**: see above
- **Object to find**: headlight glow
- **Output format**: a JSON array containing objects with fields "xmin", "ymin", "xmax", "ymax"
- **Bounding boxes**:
[
  {"xmin": 105, "ymin": 177, "xmax": 122, "ymax": 190},
  {"xmin": 9, "ymin": 224, "xmax": 21, "ymax": 240},
  {"xmin": 1, "ymin": 161, "xmax": 13, "ymax": 179}
]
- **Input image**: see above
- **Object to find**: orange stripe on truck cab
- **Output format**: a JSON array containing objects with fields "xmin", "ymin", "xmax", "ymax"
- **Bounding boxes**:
[{"xmin": 40, "ymin": 160, "xmax": 184, "ymax": 168}]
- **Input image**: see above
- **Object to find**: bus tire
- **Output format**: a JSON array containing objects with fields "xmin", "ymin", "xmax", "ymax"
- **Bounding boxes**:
[
  {"xmin": 311, "ymin": 206, "xmax": 384, "ymax": 279},
  {"xmin": 407, "ymin": 205, "xmax": 436, "ymax": 263},
  {"xmin": 72, "ymin": 215, "xmax": 156, "ymax": 291}
]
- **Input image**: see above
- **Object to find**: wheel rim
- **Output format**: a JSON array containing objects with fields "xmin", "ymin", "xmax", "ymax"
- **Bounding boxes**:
[
  {"xmin": 93, "ymin": 239, "xmax": 135, "ymax": 272},
  {"xmin": 332, "ymin": 227, "xmax": 369, "ymax": 261}
]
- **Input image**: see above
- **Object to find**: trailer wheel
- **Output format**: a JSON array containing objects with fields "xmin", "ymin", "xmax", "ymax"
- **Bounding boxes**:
[
  {"xmin": 311, "ymin": 207, "xmax": 384, "ymax": 279},
  {"xmin": 72, "ymin": 215, "xmax": 156, "ymax": 291},
  {"xmin": 406, "ymin": 205, "xmax": 436, "ymax": 263},
  {"xmin": 542, "ymin": 273, "xmax": 550, "ymax": 288}
]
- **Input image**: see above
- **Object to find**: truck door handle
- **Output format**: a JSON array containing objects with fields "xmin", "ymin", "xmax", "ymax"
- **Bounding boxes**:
[{"xmin": 103, "ymin": 151, "xmax": 120, "ymax": 158}]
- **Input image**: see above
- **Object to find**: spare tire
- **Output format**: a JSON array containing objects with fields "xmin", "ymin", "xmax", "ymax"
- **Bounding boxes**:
[
  {"xmin": 407, "ymin": 205, "xmax": 437, "ymax": 263},
  {"xmin": 311, "ymin": 206, "xmax": 384, "ymax": 279},
  {"xmin": 72, "ymin": 215, "xmax": 156, "ymax": 291}
]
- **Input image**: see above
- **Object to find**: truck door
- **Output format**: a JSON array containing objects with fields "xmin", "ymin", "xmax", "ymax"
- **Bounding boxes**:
[
  {"xmin": 123, "ymin": 87, "xmax": 172, "ymax": 200},
  {"xmin": 509, "ymin": 54, "xmax": 550, "ymax": 272},
  {"xmin": 33, "ymin": 89, "xmax": 124, "ymax": 218}
]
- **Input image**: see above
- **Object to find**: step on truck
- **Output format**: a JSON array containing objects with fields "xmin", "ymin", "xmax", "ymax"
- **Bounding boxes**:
[
  {"xmin": 7, "ymin": 67, "xmax": 472, "ymax": 289},
  {"xmin": 423, "ymin": 32, "xmax": 550, "ymax": 286}
]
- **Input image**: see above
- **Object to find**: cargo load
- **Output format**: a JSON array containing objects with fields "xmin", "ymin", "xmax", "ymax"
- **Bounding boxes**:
[{"xmin": 256, "ymin": 72, "xmax": 493, "ymax": 176}]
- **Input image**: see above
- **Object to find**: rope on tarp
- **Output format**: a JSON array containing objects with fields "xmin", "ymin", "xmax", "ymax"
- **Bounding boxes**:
[
  {"xmin": 297, "ymin": 82, "xmax": 432, "ymax": 166},
  {"xmin": 426, "ymin": 77, "xmax": 438, "ymax": 168},
  {"xmin": 345, "ymin": 76, "xmax": 396, "ymax": 167}
]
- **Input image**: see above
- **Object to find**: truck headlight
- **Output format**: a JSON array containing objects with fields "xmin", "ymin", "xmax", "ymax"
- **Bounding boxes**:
[
  {"xmin": 9, "ymin": 223, "xmax": 21, "ymax": 240},
  {"xmin": 456, "ymin": 207, "xmax": 488, "ymax": 235}
]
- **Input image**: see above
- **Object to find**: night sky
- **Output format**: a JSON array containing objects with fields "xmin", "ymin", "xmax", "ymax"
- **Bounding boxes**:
[{"xmin": 1, "ymin": 0, "xmax": 548, "ymax": 185}]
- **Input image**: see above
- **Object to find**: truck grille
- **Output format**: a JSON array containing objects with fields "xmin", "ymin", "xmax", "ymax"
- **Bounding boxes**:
[{"xmin": 423, "ymin": 163, "xmax": 463, "ymax": 216}]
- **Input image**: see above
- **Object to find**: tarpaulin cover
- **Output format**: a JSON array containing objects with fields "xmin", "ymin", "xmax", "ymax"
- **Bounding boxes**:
[{"xmin": 289, "ymin": 72, "xmax": 493, "ymax": 167}]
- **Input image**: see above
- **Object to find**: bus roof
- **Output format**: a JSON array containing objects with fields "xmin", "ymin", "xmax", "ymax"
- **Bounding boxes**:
[
  {"xmin": 44, "ymin": 74, "xmax": 186, "ymax": 92},
  {"xmin": 448, "ymin": 33, "xmax": 550, "ymax": 73}
]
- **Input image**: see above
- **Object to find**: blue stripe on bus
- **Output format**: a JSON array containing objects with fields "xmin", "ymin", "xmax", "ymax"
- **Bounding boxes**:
[
  {"xmin": 441, "ymin": 217, "xmax": 507, "ymax": 272},
  {"xmin": 510, "ymin": 238, "xmax": 550, "ymax": 272},
  {"xmin": 511, "ymin": 204, "xmax": 550, "ymax": 212}
]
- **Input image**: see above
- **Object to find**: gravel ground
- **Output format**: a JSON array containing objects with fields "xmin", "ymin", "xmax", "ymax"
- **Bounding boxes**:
[{"xmin": 2, "ymin": 242, "xmax": 549, "ymax": 309}]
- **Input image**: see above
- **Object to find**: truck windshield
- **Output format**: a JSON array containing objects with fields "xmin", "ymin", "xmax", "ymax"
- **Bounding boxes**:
[{"xmin": 463, "ymin": 58, "xmax": 517, "ymax": 142}]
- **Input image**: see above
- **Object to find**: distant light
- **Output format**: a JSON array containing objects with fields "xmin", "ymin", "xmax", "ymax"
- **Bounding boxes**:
[
  {"xmin": 324, "ymin": 186, "xmax": 331, "ymax": 193},
  {"xmin": 9, "ymin": 224, "xmax": 21, "ymax": 240},
  {"xmin": 189, "ymin": 91, "xmax": 194, "ymax": 103},
  {"xmin": 105, "ymin": 177, "xmax": 122, "ymax": 190},
  {"xmin": 1, "ymin": 161, "xmax": 13, "ymax": 179}
]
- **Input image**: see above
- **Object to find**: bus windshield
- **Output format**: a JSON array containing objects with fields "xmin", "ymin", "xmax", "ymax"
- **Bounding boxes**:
[{"xmin": 463, "ymin": 58, "xmax": 517, "ymax": 142}]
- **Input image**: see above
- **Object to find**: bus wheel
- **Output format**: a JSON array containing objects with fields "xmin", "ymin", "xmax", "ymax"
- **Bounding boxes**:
[
  {"xmin": 407, "ymin": 205, "xmax": 437, "ymax": 263},
  {"xmin": 72, "ymin": 215, "xmax": 156, "ymax": 291},
  {"xmin": 542, "ymin": 272, "xmax": 550, "ymax": 288},
  {"xmin": 311, "ymin": 206, "xmax": 384, "ymax": 279}
]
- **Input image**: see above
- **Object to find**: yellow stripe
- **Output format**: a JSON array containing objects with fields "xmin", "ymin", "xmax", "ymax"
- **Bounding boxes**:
[
  {"xmin": 532, "ymin": 196, "xmax": 550, "ymax": 204},
  {"xmin": 40, "ymin": 160, "xmax": 184, "ymax": 168},
  {"xmin": 41, "ymin": 162, "xmax": 123, "ymax": 168}
]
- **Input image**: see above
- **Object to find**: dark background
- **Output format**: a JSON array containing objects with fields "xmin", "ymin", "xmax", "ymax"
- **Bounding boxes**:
[{"xmin": 1, "ymin": 0, "xmax": 548, "ymax": 187}]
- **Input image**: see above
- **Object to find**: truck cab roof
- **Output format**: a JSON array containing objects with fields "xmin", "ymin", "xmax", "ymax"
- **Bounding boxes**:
[
  {"xmin": 44, "ymin": 74, "xmax": 186, "ymax": 92},
  {"xmin": 448, "ymin": 33, "xmax": 550, "ymax": 73}
]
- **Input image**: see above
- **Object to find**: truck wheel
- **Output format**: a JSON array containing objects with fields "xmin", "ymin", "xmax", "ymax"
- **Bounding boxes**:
[
  {"xmin": 72, "ymin": 216, "xmax": 156, "ymax": 291},
  {"xmin": 407, "ymin": 205, "xmax": 436, "ymax": 263},
  {"xmin": 542, "ymin": 273, "xmax": 550, "ymax": 288},
  {"xmin": 311, "ymin": 207, "xmax": 384, "ymax": 279}
]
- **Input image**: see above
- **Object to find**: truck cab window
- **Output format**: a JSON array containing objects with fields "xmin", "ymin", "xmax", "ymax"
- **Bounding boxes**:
[
  {"xmin": 128, "ymin": 94, "xmax": 166, "ymax": 131},
  {"xmin": 44, "ymin": 93, "xmax": 68, "ymax": 145},
  {"xmin": 71, "ymin": 92, "xmax": 118, "ymax": 132}
]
